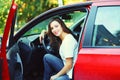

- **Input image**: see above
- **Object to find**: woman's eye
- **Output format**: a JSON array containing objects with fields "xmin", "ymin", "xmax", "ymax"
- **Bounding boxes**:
[
  {"xmin": 55, "ymin": 25, "xmax": 58, "ymax": 28},
  {"xmin": 51, "ymin": 25, "xmax": 58, "ymax": 30}
]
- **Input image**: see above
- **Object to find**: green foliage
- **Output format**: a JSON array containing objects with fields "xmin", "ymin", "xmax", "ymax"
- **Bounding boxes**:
[
  {"xmin": 15, "ymin": 0, "xmax": 58, "ymax": 30},
  {"xmin": 0, "ymin": 0, "xmax": 12, "ymax": 36},
  {"xmin": 0, "ymin": 0, "xmax": 58, "ymax": 36}
]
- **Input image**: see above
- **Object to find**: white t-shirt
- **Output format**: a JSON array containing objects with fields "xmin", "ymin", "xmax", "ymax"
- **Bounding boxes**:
[{"xmin": 59, "ymin": 34, "xmax": 78, "ymax": 79}]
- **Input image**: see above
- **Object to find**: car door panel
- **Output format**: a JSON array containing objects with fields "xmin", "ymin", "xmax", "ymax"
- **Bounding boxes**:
[
  {"xmin": 7, "ymin": 43, "xmax": 23, "ymax": 80},
  {"xmin": 74, "ymin": 48, "xmax": 120, "ymax": 80}
]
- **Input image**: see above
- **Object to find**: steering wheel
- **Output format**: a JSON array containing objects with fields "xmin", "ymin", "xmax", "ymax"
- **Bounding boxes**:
[
  {"xmin": 42, "ymin": 34, "xmax": 60, "ymax": 58},
  {"xmin": 42, "ymin": 34, "xmax": 51, "ymax": 53}
]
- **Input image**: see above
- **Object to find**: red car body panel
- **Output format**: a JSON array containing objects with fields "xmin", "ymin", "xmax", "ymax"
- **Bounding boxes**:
[
  {"xmin": 0, "ymin": 0, "xmax": 17, "ymax": 80},
  {"xmin": 74, "ymin": 48, "xmax": 120, "ymax": 80},
  {"xmin": 93, "ymin": 0, "xmax": 120, "ymax": 6}
]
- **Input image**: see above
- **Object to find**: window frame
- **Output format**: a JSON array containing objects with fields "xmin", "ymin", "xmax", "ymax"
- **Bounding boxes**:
[{"xmin": 83, "ymin": 5, "xmax": 120, "ymax": 48}]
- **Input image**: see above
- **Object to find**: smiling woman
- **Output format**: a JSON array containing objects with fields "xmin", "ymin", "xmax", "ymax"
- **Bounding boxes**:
[{"xmin": 41, "ymin": 17, "xmax": 78, "ymax": 80}]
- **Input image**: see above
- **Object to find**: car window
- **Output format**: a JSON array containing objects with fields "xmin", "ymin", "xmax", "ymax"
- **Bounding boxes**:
[
  {"xmin": 23, "ymin": 10, "xmax": 87, "ymax": 37},
  {"xmin": 92, "ymin": 6, "xmax": 120, "ymax": 47}
]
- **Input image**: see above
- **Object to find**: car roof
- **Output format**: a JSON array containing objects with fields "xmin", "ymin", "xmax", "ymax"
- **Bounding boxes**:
[{"xmin": 92, "ymin": 0, "xmax": 120, "ymax": 6}]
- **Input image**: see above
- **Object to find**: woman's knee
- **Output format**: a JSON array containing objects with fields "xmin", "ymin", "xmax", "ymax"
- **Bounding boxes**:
[{"xmin": 43, "ymin": 54, "xmax": 54, "ymax": 62}]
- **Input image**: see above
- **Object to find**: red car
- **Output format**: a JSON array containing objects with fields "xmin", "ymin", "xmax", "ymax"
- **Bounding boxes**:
[{"xmin": 0, "ymin": 0, "xmax": 120, "ymax": 80}]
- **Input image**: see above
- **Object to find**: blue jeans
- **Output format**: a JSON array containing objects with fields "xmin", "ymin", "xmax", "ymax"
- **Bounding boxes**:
[{"xmin": 43, "ymin": 54, "xmax": 70, "ymax": 80}]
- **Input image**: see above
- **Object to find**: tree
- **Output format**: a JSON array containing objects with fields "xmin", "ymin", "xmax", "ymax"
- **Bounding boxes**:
[
  {"xmin": 15, "ymin": 0, "xmax": 58, "ymax": 30},
  {"xmin": 0, "ymin": 0, "xmax": 11, "ymax": 36}
]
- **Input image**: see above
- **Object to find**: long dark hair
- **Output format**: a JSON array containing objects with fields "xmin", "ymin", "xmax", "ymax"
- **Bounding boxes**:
[{"xmin": 48, "ymin": 17, "xmax": 74, "ymax": 46}]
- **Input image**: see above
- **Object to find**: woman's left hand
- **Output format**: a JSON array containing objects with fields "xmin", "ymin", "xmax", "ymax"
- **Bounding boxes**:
[{"xmin": 50, "ymin": 75, "xmax": 58, "ymax": 80}]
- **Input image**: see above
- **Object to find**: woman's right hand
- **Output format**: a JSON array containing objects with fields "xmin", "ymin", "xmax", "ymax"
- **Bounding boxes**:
[
  {"xmin": 50, "ymin": 74, "xmax": 59, "ymax": 80},
  {"xmin": 39, "ymin": 30, "xmax": 47, "ymax": 43}
]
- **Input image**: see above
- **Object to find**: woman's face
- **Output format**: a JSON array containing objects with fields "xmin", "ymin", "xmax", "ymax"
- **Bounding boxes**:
[{"xmin": 50, "ymin": 20, "xmax": 63, "ymax": 37}]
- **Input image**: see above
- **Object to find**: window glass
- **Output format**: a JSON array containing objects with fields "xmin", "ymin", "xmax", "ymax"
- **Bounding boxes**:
[
  {"xmin": 23, "ymin": 10, "xmax": 87, "ymax": 37},
  {"xmin": 92, "ymin": 6, "xmax": 120, "ymax": 46}
]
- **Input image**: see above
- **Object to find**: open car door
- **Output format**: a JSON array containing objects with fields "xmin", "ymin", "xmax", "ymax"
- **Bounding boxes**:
[{"xmin": 0, "ymin": 0, "xmax": 17, "ymax": 80}]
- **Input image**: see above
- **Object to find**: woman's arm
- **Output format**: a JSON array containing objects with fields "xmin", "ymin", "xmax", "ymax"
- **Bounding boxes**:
[
  {"xmin": 50, "ymin": 57, "xmax": 73, "ymax": 80},
  {"xmin": 39, "ymin": 29, "xmax": 48, "ymax": 43}
]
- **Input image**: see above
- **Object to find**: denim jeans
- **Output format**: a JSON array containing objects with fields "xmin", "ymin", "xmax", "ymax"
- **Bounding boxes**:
[{"xmin": 43, "ymin": 54, "xmax": 70, "ymax": 80}]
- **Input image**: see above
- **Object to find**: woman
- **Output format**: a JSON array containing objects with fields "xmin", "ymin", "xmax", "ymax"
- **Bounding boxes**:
[{"xmin": 40, "ymin": 17, "xmax": 78, "ymax": 80}]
